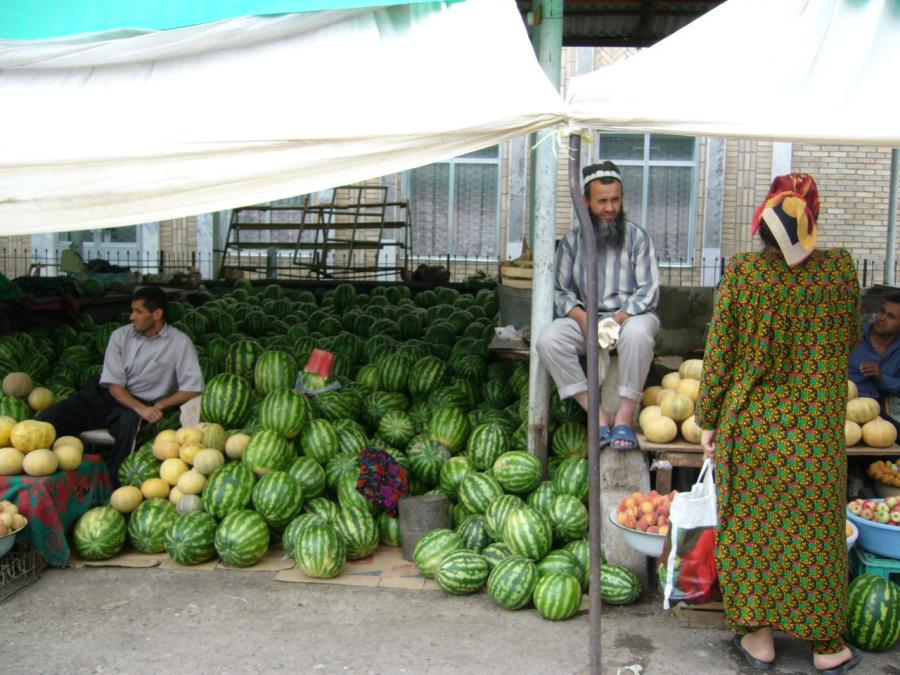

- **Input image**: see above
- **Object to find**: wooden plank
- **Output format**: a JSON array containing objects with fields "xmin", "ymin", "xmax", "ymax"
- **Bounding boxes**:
[
  {"xmin": 636, "ymin": 433, "xmax": 900, "ymax": 457},
  {"xmin": 502, "ymin": 278, "xmax": 532, "ymax": 289},
  {"xmin": 672, "ymin": 601, "xmax": 727, "ymax": 630}
]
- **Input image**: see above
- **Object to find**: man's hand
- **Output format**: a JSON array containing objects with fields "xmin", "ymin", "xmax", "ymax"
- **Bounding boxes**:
[
  {"xmin": 701, "ymin": 429, "xmax": 716, "ymax": 460},
  {"xmin": 859, "ymin": 361, "xmax": 881, "ymax": 379},
  {"xmin": 568, "ymin": 306, "xmax": 589, "ymax": 337},
  {"xmin": 137, "ymin": 404, "xmax": 164, "ymax": 424},
  {"xmin": 613, "ymin": 311, "xmax": 632, "ymax": 326}
]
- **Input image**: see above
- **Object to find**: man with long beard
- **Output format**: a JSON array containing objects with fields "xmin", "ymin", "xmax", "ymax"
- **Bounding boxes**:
[{"xmin": 536, "ymin": 161, "xmax": 660, "ymax": 449}]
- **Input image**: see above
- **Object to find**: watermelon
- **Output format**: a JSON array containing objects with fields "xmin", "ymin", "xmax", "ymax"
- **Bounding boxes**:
[
  {"xmin": 551, "ymin": 422, "xmax": 588, "ymax": 459},
  {"xmin": 378, "ymin": 512, "xmax": 401, "ymax": 547},
  {"xmin": 533, "ymin": 572, "xmax": 583, "ymax": 621},
  {"xmin": 118, "ymin": 448, "xmax": 161, "ymax": 488},
  {"xmin": 259, "ymin": 388, "xmax": 309, "ymax": 439},
  {"xmin": 314, "ymin": 391, "xmax": 360, "ymax": 422},
  {"xmin": 492, "ymin": 451, "xmax": 542, "ymax": 495},
  {"xmin": 377, "ymin": 410, "xmax": 416, "ymax": 449},
  {"xmin": 407, "ymin": 356, "xmax": 449, "ymax": 399},
  {"xmin": 287, "ymin": 456, "xmax": 326, "ymax": 502},
  {"xmin": 304, "ymin": 497, "xmax": 339, "ymax": 524},
  {"xmin": 428, "ymin": 406, "xmax": 470, "ymax": 454},
  {"xmin": 536, "ymin": 549, "xmax": 583, "ymax": 581},
  {"xmin": 72, "ymin": 506, "xmax": 127, "ymax": 561},
  {"xmin": 455, "ymin": 514, "xmax": 492, "ymax": 553},
  {"xmin": 325, "ymin": 454, "xmax": 359, "ymax": 493},
  {"xmin": 363, "ymin": 391, "xmax": 408, "ymax": 429},
  {"xmin": 332, "ymin": 506, "xmax": 379, "ymax": 560},
  {"xmin": 354, "ymin": 364, "xmax": 382, "ymax": 392},
  {"xmin": 337, "ymin": 471, "xmax": 377, "ymax": 514},
  {"xmin": 439, "ymin": 455, "xmax": 472, "ymax": 499},
  {"xmin": 201, "ymin": 373, "xmax": 252, "ymax": 428},
  {"xmin": 128, "ymin": 498, "xmax": 178, "ymax": 554},
  {"xmin": 458, "ymin": 472, "xmax": 504, "ymax": 515},
  {"xmin": 435, "ymin": 550, "xmax": 490, "ymax": 595},
  {"xmin": 282, "ymin": 513, "xmax": 327, "ymax": 555},
  {"xmin": 201, "ymin": 462, "xmax": 256, "ymax": 519},
  {"xmin": 563, "ymin": 539, "xmax": 599, "ymax": 591},
  {"xmin": 413, "ymin": 528, "xmax": 464, "ymax": 579},
  {"xmin": 380, "ymin": 353, "xmax": 412, "ymax": 393},
  {"xmin": 482, "ymin": 379, "xmax": 513, "ymax": 407},
  {"xmin": 466, "ymin": 423, "xmax": 509, "ymax": 471},
  {"xmin": 294, "ymin": 523, "xmax": 346, "ymax": 579},
  {"xmin": 164, "ymin": 512, "xmax": 218, "ymax": 566},
  {"xmin": 333, "ymin": 420, "xmax": 369, "ymax": 455},
  {"xmin": 243, "ymin": 429, "xmax": 294, "ymax": 477},
  {"xmin": 553, "ymin": 457, "xmax": 589, "ymax": 503},
  {"xmin": 407, "ymin": 438, "xmax": 450, "ymax": 486},
  {"xmin": 527, "ymin": 481, "xmax": 558, "ymax": 516},
  {"xmin": 300, "ymin": 418, "xmax": 339, "ymax": 465},
  {"xmin": 252, "ymin": 471, "xmax": 303, "ymax": 530},
  {"xmin": 214, "ymin": 509, "xmax": 270, "ymax": 567},
  {"xmin": 484, "ymin": 494, "xmax": 525, "ymax": 540},
  {"xmin": 547, "ymin": 494, "xmax": 589, "ymax": 544},
  {"xmin": 481, "ymin": 541, "xmax": 513, "ymax": 571},
  {"xmin": 846, "ymin": 574, "xmax": 900, "ymax": 652},
  {"xmin": 600, "ymin": 563, "xmax": 642, "ymax": 605},
  {"xmin": 502, "ymin": 506, "xmax": 553, "ymax": 562},
  {"xmin": 487, "ymin": 554, "xmax": 538, "ymax": 610},
  {"xmin": 0, "ymin": 395, "xmax": 31, "ymax": 422}
]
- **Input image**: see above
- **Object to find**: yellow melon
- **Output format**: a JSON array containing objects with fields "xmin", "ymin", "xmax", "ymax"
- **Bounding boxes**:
[
  {"xmin": 847, "ymin": 397, "xmax": 879, "ymax": 424},
  {"xmin": 675, "ymin": 378, "xmax": 700, "ymax": 402},
  {"xmin": 659, "ymin": 393, "xmax": 695, "ymax": 422},
  {"xmin": 10, "ymin": 420, "xmax": 56, "ymax": 453},
  {"xmin": 0, "ymin": 447, "xmax": 25, "ymax": 476},
  {"xmin": 140, "ymin": 478, "xmax": 170, "ymax": 500},
  {"xmin": 845, "ymin": 420, "xmax": 862, "ymax": 447},
  {"xmin": 656, "ymin": 389, "xmax": 676, "ymax": 407},
  {"xmin": 681, "ymin": 415, "xmax": 702, "ymax": 444},
  {"xmin": 169, "ymin": 486, "xmax": 184, "ymax": 505},
  {"xmin": 109, "ymin": 486, "xmax": 143, "ymax": 514},
  {"xmin": 175, "ymin": 427, "xmax": 203, "ymax": 446},
  {"xmin": 225, "ymin": 433, "xmax": 250, "ymax": 460},
  {"xmin": 176, "ymin": 469, "xmax": 206, "ymax": 495},
  {"xmin": 53, "ymin": 435, "xmax": 84, "ymax": 453},
  {"xmin": 639, "ymin": 405, "xmax": 662, "ymax": 433},
  {"xmin": 641, "ymin": 386, "xmax": 662, "ymax": 407},
  {"xmin": 53, "ymin": 444, "xmax": 82, "ymax": 471},
  {"xmin": 26, "ymin": 387, "xmax": 54, "ymax": 412},
  {"xmin": 2, "ymin": 372, "xmax": 33, "ymax": 398},
  {"xmin": 678, "ymin": 359, "xmax": 704, "ymax": 381},
  {"xmin": 0, "ymin": 416, "xmax": 15, "ymax": 446},
  {"xmin": 847, "ymin": 380, "xmax": 858, "ymax": 401},
  {"xmin": 193, "ymin": 448, "xmax": 225, "ymax": 476},
  {"xmin": 644, "ymin": 416, "xmax": 678, "ymax": 444},
  {"xmin": 152, "ymin": 439, "xmax": 180, "ymax": 461},
  {"xmin": 178, "ymin": 442, "xmax": 203, "ymax": 466},
  {"xmin": 155, "ymin": 429, "xmax": 178, "ymax": 444},
  {"xmin": 661, "ymin": 372, "xmax": 682, "ymax": 391},
  {"xmin": 200, "ymin": 423, "xmax": 227, "ymax": 451},
  {"xmin": 22, "ymin": 448, "xmax": 59, "ymax": 476},
  {"xmin": 159, "ymin": 457, "xmax": 190, "ymax": 486},
  {"xmin": 861, "ymin": 417, "xmax": 897, "ymax": 448}
]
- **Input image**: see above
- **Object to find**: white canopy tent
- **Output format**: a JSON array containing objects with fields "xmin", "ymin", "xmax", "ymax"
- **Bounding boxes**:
[{"xmin": 0, "ymin": 0, "xmax": 565, "ymax": 235}]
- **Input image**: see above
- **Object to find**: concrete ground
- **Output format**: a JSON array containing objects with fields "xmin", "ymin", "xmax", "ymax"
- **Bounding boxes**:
[{"xmin": 2, "ymin": 566, "xmax": 897, "ymax": 675}]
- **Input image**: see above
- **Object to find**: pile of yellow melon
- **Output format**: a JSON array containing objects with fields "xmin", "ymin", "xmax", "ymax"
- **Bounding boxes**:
[
  {"xmin": 0, "ymin": 500, "xmax": 28, "ymax": 538},
  {"xmin": 845, "ymin": 381, "xmax": 896, "ymax": 448},
  {"xmin": 639, "ymin": 359, "xmax": 703, "ymax": 444},
  {"xmin": 109, "ymin": 423, "xmax": 246, "ymax": 516},
  {"xmin": 0, "ymin": 417, "xmax": 83, "ymax": 477},
  {"xmin": 2, "ymin": 371, "xmax": 55, "ymax": 413}
]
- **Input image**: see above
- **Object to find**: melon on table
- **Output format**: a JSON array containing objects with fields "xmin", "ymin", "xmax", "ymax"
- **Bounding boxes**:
[
  {"xmin": 845, "ymin": 420, "xmax": 862, "ymax": 447},
  {"xmin": 2, "ymin": 372, "xmax": 33, "ymax": 398},
  {"xmin": 681, "ymin": 415, "xmax": 702, "ymax": 444},
  {"xmin": 644, "ymin": 416, "xmax": 677, "ymax": 444},
  {"xmin": 862, "ymin": 417, "xmax": 897, "ymax": 448},
  {"xmin": 678, "ymin": 359, "xmax": 703, "ymax": 381},
  {"xmin": 659, "ymin": 393, "xmax": 694, "ymax": 422},
  {"xmin": 10, "ymin": 420, "xmax": 56, "ymax": 453},
  {"xmin": 847, "ymin": 397, "xmax": 879, "ymax": 424}
]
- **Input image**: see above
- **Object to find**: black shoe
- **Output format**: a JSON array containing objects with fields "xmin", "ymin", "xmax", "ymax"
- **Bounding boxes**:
[
  {"xmin": 730, "ymin": 635, "xmax": 775, "ymax": 671},
  {"xmin": 815, "ymin": 646, "xmax": 861, "ymax": 674}
]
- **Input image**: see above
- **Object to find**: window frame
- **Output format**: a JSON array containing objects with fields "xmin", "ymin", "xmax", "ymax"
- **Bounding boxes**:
[
  {"xmin": 403, "ymin": 147, "xmax": 502, "ymax": 261},
  {"xmin": 595, "ymin": 133, "xmax": 699, "ymax": 268}
]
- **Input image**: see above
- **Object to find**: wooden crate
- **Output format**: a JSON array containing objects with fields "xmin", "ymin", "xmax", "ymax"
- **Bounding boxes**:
[
  {"xmin": 672, "ymin": 601, "xmax": 727, "ymax": 629},
  {"xmin": 500, "ymin": 262, "xmax": 533, "ymax": 289}
]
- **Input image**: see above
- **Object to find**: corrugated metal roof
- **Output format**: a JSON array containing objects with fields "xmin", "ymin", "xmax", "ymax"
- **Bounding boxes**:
[{"xmin": 517, "ymin": 1, "xmax": 725, "ymax": 47}]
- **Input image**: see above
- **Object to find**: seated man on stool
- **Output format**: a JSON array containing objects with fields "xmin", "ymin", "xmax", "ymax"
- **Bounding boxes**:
[
  {"xmin": 849, "ymin": 293, "xmax": 900, "ymax": 414},
  {"xmin": 536, "ymin": 160, "xmax": 660, "ymax": 450},
  {"xmin": 38, "ymin": 286, "xmax": 203, "ymax": 484}
]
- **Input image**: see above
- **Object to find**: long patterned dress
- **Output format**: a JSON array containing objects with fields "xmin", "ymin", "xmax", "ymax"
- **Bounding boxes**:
[{"xmin": 693, "ymin": 247, "xmax": 860, "ymax": 651}]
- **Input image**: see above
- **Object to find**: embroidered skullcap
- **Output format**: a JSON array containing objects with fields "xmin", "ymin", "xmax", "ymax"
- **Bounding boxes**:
[{"xmin": 582, "ymin": 160, "xmax": 622, "ymax": 189}]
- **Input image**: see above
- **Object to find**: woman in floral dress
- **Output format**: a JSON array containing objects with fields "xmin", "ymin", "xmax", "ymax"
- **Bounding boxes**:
[{"xmin": 694, "ymin": 174, "xmax": 862, "ymax": 674}]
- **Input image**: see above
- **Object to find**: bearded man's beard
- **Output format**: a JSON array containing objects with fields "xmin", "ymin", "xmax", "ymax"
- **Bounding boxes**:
[{"xmin": 589, "ymin": 210, "xmax": 627, "ymax": 249}]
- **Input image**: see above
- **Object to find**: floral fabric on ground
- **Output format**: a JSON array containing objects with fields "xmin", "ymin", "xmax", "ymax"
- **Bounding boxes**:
[{"xmin": 356, "ymin": 447, "xmax": 409, "ymax": 517}]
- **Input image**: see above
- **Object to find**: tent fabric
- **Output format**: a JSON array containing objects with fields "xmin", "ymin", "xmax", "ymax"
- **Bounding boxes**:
[
  {"xmin": 0, "ymin": 0, "xmax": 565, "ymax": 235},
  {"xmin": 565, "ymin": 0, "xmax": 900, "ymax": 146}
]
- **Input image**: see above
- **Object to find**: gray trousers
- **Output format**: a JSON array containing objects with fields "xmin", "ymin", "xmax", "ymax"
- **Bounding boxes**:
[{"xmin": 536, "ymin": 313, "xmax": 660, "ymax": 402}]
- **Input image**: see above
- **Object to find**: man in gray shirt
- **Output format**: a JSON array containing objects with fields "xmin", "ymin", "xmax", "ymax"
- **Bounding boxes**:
[
  {"xmin": 536, "ymin": 160, "xmax": 660, "ymax": 450},
  {"xmin": 39, "ymin": 286, "xmax": 203, "ymax": 484}
]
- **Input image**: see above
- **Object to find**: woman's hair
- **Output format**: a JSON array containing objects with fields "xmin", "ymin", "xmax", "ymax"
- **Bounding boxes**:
[{"xmin": 757, "ymin": 220, "xmax": 778, "ymax": 249}]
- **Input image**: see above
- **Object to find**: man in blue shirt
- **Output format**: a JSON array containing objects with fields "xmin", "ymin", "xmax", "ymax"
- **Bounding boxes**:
[{"xmin": 849, "ymin": 293, "xmax": 900, "ymax": 402}]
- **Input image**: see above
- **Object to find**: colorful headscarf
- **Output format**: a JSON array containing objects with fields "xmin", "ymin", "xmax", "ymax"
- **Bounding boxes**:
[{"xmin": 751, "ymin": 172, "xmax": 820, "ymax": 267}]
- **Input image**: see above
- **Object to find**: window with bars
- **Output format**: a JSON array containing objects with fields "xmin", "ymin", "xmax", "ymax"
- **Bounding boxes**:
[
  {"xmin": 595, "ymin": 133, "xmax": 698, "ymax": 265},
  {"xmin": 406, "ymin": 146, "xmax": 501, "ymax": 258}
]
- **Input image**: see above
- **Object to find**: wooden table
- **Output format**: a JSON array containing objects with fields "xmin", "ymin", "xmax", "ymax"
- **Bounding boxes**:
[
  {"xmin": 487, "ymin": 335, "xmax": 530, "ymax": 361},
  {"xmin": 637, "ymin": 434, "xmax": 900, "ymax": 494}
]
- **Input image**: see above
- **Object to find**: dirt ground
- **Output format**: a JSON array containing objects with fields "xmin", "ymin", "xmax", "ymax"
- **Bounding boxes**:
[{"xmin": 2, "ymin": 565, "xmax": 897, "ymax": 674}]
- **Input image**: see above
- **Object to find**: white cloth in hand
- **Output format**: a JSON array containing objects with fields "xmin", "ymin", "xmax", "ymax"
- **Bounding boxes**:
[{"xmin": 597, "ymin": 317, "xmax": 621, "ymax": 350}]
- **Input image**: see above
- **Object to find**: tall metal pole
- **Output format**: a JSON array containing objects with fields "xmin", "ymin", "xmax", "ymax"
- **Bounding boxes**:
[
  {"xmin": 885, "ymin": 149, "xmax": 899, "ymax": 286},
  {"xmin": 526, "ymin": 0, "xmax": 563, "ymax": 468},
  {"xmin": 569, "ymin": 133, "xmax": 602, "ymax": 675}
]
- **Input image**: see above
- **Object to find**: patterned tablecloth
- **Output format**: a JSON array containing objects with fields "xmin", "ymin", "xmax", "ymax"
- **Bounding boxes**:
[{"xmin": 0, "ymin": 455, "xmax": 111, "ymax": 567}]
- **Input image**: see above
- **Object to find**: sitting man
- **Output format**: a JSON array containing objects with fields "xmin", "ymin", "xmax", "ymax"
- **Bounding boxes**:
[
  {"xmin": 536, "ymin": 160, "xmax": 660, "ymax": 450},
  {"xmin": 849, "ymin": 292, "xmax": 900, "ymax": 404},
  {"xmin": 38, "ymin": 286, "xmax": 203, "ymax": 483}
]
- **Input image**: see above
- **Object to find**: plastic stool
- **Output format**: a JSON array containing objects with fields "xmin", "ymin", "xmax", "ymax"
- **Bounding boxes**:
[{"xmin": 850, "ymin": 546, "xmax": 900, "ymax": 583}]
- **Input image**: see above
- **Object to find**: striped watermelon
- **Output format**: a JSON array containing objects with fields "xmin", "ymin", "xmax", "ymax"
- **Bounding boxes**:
[
  {"xmin": 128, "ymin": 498, "xmax": 178, "ymax": 554},
  {"xmin": 201, "ymin": 373, "xmax": 252, "ymax": 428},
  {"xmin": 482, "ymin": 378, "xmax": 513, "ymax": 407},
  {"xmin": 458, "ymin": 472, "xmax": 504, "ymax": 515},
  {"xmin": 553, "ymin": 457, "xmax": 589, "ymax": 503},
  {"xmin": 551, "ymin": 422, "xmax": 588, "ymax": 459},
  {"xmin": 259, "ymin": 388, "xmax": 310, "ymax": 439},
  {"xmin": 304, "ymin": 497, "xmax": 339, "ymax": 524},
  {"xmin": 439, "ymin": 455, "xmax": 472, "ymax": 499},
  {"xmin": 407, "ymin": 438, "xmax": 450, "ymax": 486},
  {"xmin": 332, "ymin": 506, "xmax": 379, "ymax": 560},
  {"xmin": 380, "ymin": 353, "xmax": 412, "ymax": 393},
  {"xmin": 118, "ymin": 448, "xmax": 161, "ymax": 488},
  {"xmin": 377, "ymin": 410, "xmax": 416, "ymax": 449},
  {"xmin": 313, "ymin": 391, "xmax": 360, "ymax": 422},
  {"xmin": 428, "ymin": 406, "xmax": 470, "ymax": 454},
  {"xmin": 325, "ymin": 454, "xmax": 359, "ymax": 493},
  {"xmin": 354, "ymin": 364, "xmax": 382, "ymax": 392},
  {"xmin": 413, "ymin": 528, "xmax": 464, "ymax": 579},
  {"xmin": 201, "ymin": 462, "xmax": 256, "ymax": 519},
  {"xmin": 254, "ymin": 351, "xmax": 298, "ymax": 395},
  {"xmin": 0, "ymin": 395, "xmax": 30, "ymax": 422},
  {"xmin": 481, "ymin": 541, "xmax": 513, "ymax": 571},
  {"xmin": 333, "ymin": 420, "xmax": 368, "ymax": 456},
  {"xmin": 252, "ymin": 471, "xmax": 303, "ymax": 530},
  {"xmin": 492, "ymin": 451, "xmax": 542, "ymax": 495},
  {"xmin": 378, "ymin": 512, "xmax": 401, "ymax": 547},
  {"xmin": 337, "ymin": 471, "xmax": 377, "ymax": 514},
  {"xmin": 282, "ymin": 513, "xmax": 327, "ymax": 555},
  {"xmin": 536, "ymin": 549, "xmax": 583, "ymax": 580},
  {"xmin": 435, "ymin": 550, "xmax": 490, "ymax": 595},
  {"xmin": 533, "ymin": 572, "xmax": 582, "ymax": 621},
  {"xmin": 225, "ymin": 340, "xmax": 263, "ymax": 382},
  {"xmin": 300, "ymin": 418, "xmax": 339, "ymax": 465},
  {"xmin": 456, "ymin": 514, "xmax": 492, "ymax": 553},
  {"xmin": 466, "ymin": 423, "xmax": 509, "ymax": 471},
  {"xmin": 548, "ymin": 494, "xmax": 589, "ymax": 544},
  {"xmin": 294, "ymin": 523, "xmax": 346, "ymax": 579},
  {"xmin": 600, "ymin": 563, "xmax": 642, "ymax": 605},
  {"xmin": 243, "ymin": 429, "xmax": 294, "ymax": 477},
  {"xmin": 502, "ymin": 506, "xmax": 553, "ymax": 562},
  {"xmin": 847, "ymin": 574, "xmax": 900, "ymax": 652},
  {"xmin": 164, "ymin": 512, "xmax": 218, "ymax": 566},
  {"xmin": 451, "ymin": 502, "xmax": 474, "ymax": 529},
  {"xmin": 287, "ymin": 456, "xmax": 326, "ymax": 502},
  {"xmin": 484, "ymin": 494, "xmax": 525, "ymax": 541},
  {"xmin": 527, "ymin": 481, "xmax": 559, "ymax": 516},
  {"xmin": 214, "ymin": 509, "xmax": 270, "ymax": 567},
  {"xmin": 72, "ymin": 506, "xmax": 127, "ymax": 561},
  {"xmin": 363, "ymin": 391, "xmax": 408, "ymax": 429},
  {"xmin": 408, "ymin": 356, "xmax": 449, "ymax": 400},
  {"xmin": 488, "ymin": 554, "xmax": 538, "ymax": 610},
  {"xmin": 564, "ymin": 539, "xmax": 597, "ymax": 590}
]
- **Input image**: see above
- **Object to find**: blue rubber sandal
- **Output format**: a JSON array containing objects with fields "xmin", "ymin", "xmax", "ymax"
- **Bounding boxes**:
[
  {"xmin": 610, "ymin": 425, "xmax": 640, "ymax": 450},
  {"xmin": 598, "ymin": 425, "xmax": 612, "ymax": 449}
]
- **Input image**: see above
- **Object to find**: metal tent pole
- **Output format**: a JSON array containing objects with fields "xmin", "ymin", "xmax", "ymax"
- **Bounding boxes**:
[
  {"xmin": 885, "ymin": 149, "xmax": 899, "ymax": 286},
  {"xmin": 568, "ymin": 132, "xmax": 602, "ymax": 675}
]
